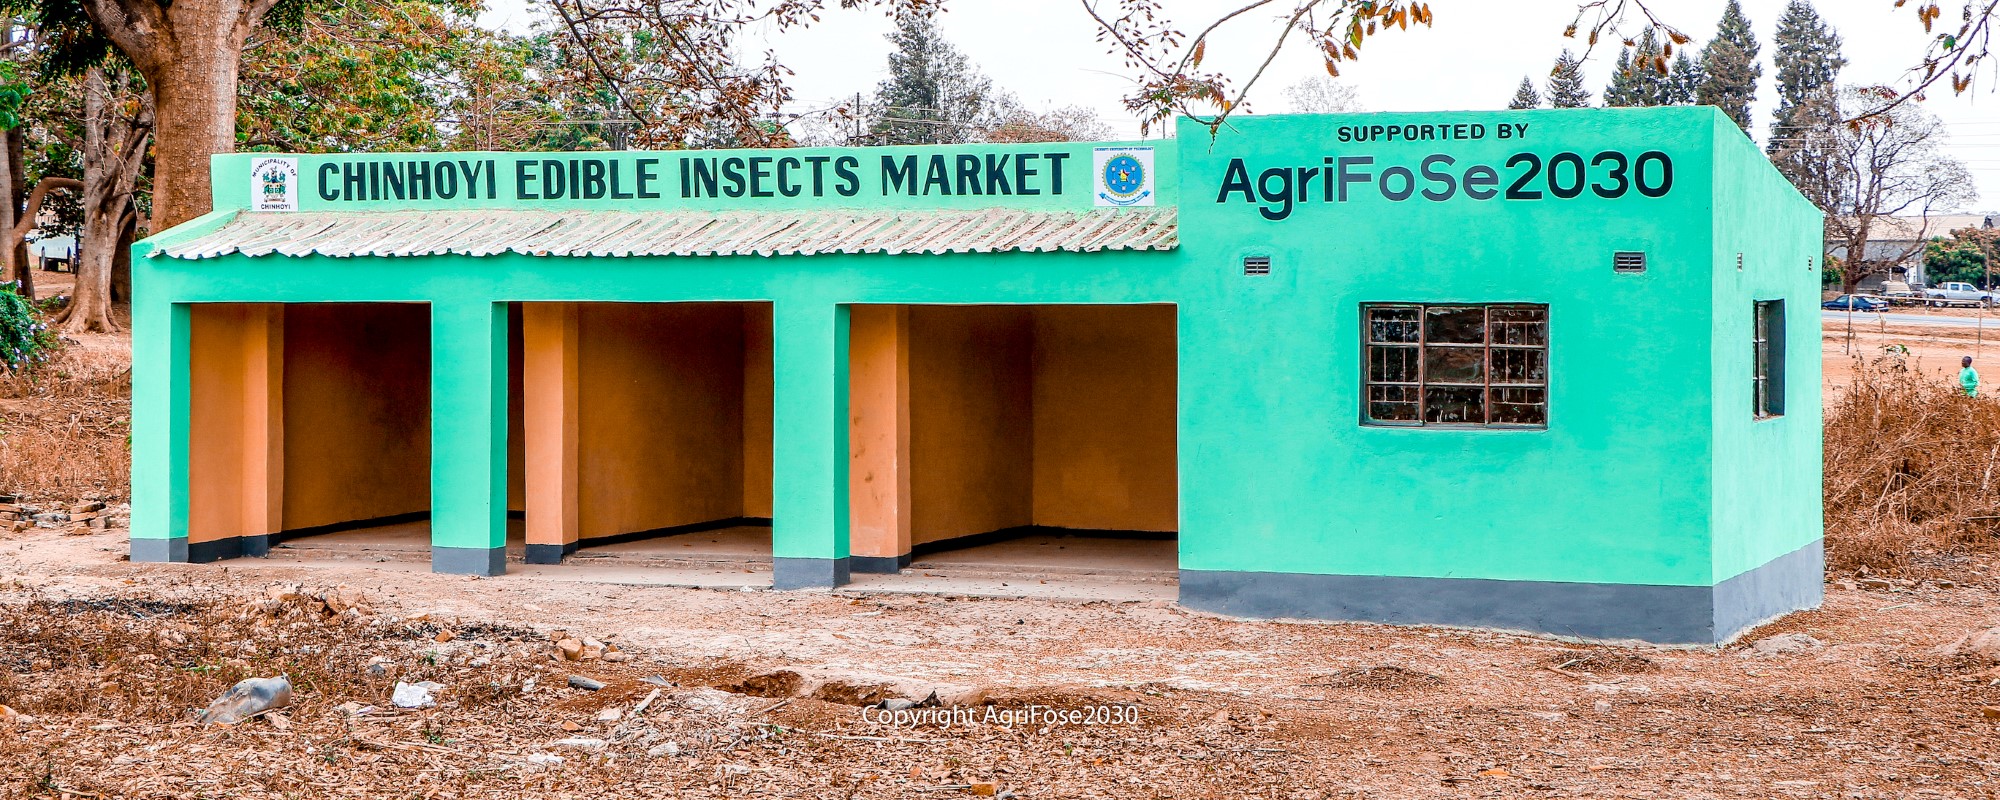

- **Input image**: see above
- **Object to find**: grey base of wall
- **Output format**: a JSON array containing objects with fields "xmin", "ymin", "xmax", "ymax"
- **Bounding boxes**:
[
  {"xmin": 524, "ymin": 542, "xmax": 577, "ymax": 565},
  {"xmin": 849, "ymin": 554, "xmax": 910, "ymax": 574},
  {"xmin": 1179, "ymin": 539, "xmax": 1824, "ymax": 645},
  {"xmin": 129, "ymin": 537, "xmax": 188, "ymax": 563},
  {"xmin": 433, "ymin": 546, "xmax": 506, "ymax": 576},
  {"xmin": 773, "ymin": 557, "xmax": 849, "ymax": 589}
]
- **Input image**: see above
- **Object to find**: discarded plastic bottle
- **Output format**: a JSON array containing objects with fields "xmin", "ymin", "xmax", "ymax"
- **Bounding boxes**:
[{"xmin": 198, "ymin": 676, "xmax": 293, "ymax": 726}]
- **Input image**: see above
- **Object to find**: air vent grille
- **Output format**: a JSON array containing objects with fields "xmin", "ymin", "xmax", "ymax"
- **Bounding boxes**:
[
  {"xmin": 1243, "ymin": 255, "xmax": 1272, "ymax": 276},
  {"xmin": 1613, "ymin": 251, "xmax": 1647, "ymax": 273}
]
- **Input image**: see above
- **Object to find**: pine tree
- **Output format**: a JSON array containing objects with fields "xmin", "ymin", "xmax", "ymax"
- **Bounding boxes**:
[
  {"xmin": 870, "ymin": 12, "xmax": 997, "ymax": 145},
  {"xmin": 1605, "ymin": 28, "xmax": 1670, "ymax": 107},
  {"xmin": 1768, "ymin": 0, "xmax": 1846, "ymax": 155},
  {"xmin": 1696, "ymin": 0, "xmax": 1762, "ymax": 132},
  {"xmin": 1508, "ymin": 76, "xmax": 1542, "ymax": 109},
  {"xmin": 1546, "ymin": 49, "xmax": 1593, "ymax": 108},
  {"xmin": 1666, "ymin": 52, "xmax": 1703, "ymax": 105}
]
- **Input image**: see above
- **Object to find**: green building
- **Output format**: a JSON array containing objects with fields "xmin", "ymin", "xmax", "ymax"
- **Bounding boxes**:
[{"xmin": 131, "ymin": 108, "xmax": 1824, "ymax": 644}]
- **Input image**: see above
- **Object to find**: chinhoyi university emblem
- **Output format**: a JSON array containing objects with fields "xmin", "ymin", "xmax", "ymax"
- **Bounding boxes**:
[{"xmin": 1093, "ymin": 147, "xmax": 1154, "ymax": 207}]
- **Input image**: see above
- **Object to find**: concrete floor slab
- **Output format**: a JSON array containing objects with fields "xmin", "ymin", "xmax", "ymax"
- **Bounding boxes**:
[{"xmin": 907, "ymin": 534, "xmax": 1177, "ymax": 579}]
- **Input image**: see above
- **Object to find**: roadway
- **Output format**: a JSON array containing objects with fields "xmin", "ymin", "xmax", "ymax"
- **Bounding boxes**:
[{"xmin": 1821, "ymin": 310, "xmax": 2000, "ymax": 329}]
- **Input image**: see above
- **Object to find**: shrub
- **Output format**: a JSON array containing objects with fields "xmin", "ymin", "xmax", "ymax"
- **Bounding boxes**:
[
  {"xmin": 0, "ymin": 281, "xmax": 56, "ymax": 371},
  {"xmin": 1824, "ymin": 349, "xmax": 2000, "ymax": 575}
]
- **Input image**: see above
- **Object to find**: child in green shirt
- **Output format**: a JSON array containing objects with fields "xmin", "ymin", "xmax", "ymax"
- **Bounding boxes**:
[{"xmin": 1963, "ymin": 356, "xmax": 1980, "ymax": 397}]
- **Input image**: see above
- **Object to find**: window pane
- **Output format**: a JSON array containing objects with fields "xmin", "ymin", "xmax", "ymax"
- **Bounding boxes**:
[
  {"xmin": 1490, "ymin": 387, "xmax": 1547, "ymax": 425},
  {"xmin": 1368, "ymin": 384, "xmax": 1420, "ymax": 422},
  {"xmin": 1491, "ymin": 348, "xmax": 1547, "ymax": 384},
  {"xmin": 1368, "ymin": 307, "xmax": 1421, "ymax": 343},
  {"xmin": 1424, "ymin": 306, "xmax": 1486, "ymax": 344},
  {"xmin": 1424, "ymin": 386, "xmax": 1486, "ymax": 423},
  {"xmin": 1489, "ymin": 307, "xmax": 1548, "ymax": 346},
  {"xmin": 1424, "ymin": 346, "xmax": 1485, "ymax": 384},
  {"xmin": 1368, "ymin": 345, "xmax": 1420, "ymax": 383}
]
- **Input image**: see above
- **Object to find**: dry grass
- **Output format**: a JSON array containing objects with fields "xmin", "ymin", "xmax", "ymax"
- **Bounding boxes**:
[
  {"xmin": 0, "ymin": 338, "xmax": 130, "ymax": 504},
  {"xmin": 1824, "ymin": 350, "xmax": 2000, "ymax": 575}
]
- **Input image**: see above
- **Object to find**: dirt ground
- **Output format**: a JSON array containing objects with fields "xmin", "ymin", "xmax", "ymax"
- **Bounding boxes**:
[
  {"xmin": 2, "ymin": 528, "xmax": 1999, "ymax": 798},
  {"xmin": 1, "ymin": 312, "xmax": 1998, "ymax": 798}
]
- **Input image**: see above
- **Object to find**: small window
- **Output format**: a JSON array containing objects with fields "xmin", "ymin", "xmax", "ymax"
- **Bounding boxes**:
[
  {"xmin": 1754, "ymin": 300, "xmax": 1785, "ymax": 418},
  {"xmin": 1362, "ymin": 303, "xmax": 1549, "ymax": 428}
]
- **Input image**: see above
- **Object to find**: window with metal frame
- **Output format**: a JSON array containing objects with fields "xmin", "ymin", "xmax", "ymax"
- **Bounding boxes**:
[
  {"xmin": 1363, "ymin": 303, "xmax": 1549, "ymax": 427},
  {"xmin": 1754, "ymin": 300, "xmax": 1785, "ymax": 419}
]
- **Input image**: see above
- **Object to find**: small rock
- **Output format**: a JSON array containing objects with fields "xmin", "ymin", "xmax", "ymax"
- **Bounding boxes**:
[
  {"xmin": 434, "ymin": 630, "xmax": 456, "ymax": 643},
  {"xmin": 567, "ymin": 675, "xmax": 606, "ymax": 691},
  {"xmin": 967, "ymin": 782, "xmax": 999, "ymax": 796},
  {"xmin": 647, "ymin": 741, "xmax": 681, "ymax": 758},
  {"xmin": 70, "ymin": 501, "xmax": 104, "ymax": 515},
  {"xmin": 1940, "ymin": 626, "xmax": 2000, "ymax": 663},
  {"xmin": 524, "ymin": 753, "xmax": 564, "ymax": 768},
  {"xmin": 336, "ymin": 702, "xmax": 375, "ymax": 717},
  {"xmin": 392, "ymin": 681, "xmax": 444, "ymax": 709},
  {"xmin": 1983, "ymin": 706, "xmax": 2000, "ymax": 719},
  {"xmin": 559, "ymin": 720, "xmax": 583, "ymax": 732},
  {"xmin": 1936, "ymin": 579, "xmax": 1958, "ymax": 589},
  {"xmin": 595, "ymin": 706, "xmax": 623, "ymax": 722},
  {"xmin": 1749, "ymin": 633, "xmax": 1824, "ymax": 656},
  {"xmin": 1858, "ymin": 578, "xmax": 1894, "ymax": 590},
  {"xmin": 880, "ymin": 698, "xmax": 916, "ymax": 712},
  {"xmin": 556, "ymin": 638, "xmax": 584, "ymax": 661},
  {"xmin": 603, "ymin": 651, "xmax": 632, "ymax": 663},
  {"xmin": 1592, "ymin": 700, "xmax": 1612, "ymax": 714},
  {"xmin": 552, "ymin": 737, "xmax": 607, "ymax": 750},
  {"xmin": 199, "ymin": 676, "xmax": 293, "ymax": 726}
]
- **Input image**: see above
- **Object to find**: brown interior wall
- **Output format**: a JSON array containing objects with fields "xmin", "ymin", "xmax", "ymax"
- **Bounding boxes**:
[
  {"xmin": 906, "ymin": 306, "xmax": 1035, "ymax": 545},
  {"xmin": 507, "ymin": 303, "xmax": 526, "ymax": 513},
  {"xmin": 847, "ymin": 305, "xmax": 911, "ymax": 558},
  {"xmin": 576, "ymin": 303, "xmax": 747, "ymax": 539},
  {"xmin": 280, "ymin": 304, "xmax": 432, "ymax": 531},
  {"xmin": 187, "ymin": 304, "xmax": 283, "ymax": 543},
  {"xmin": 1030, "ymin": 306, "xmax": 1179, "ymax": 532},
  {"xmin": 741, "ymin": 304, "xmax": 774, "ymax": 519}
]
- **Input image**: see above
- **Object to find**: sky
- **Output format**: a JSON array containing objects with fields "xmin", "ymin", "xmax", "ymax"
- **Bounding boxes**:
[{"xmin": 477, "ymin": 0, "xmax": 2000, "ymax": 212}]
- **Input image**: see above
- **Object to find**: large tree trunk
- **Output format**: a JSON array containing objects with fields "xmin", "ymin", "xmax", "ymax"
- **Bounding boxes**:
[
  {"xmin": 58, "ymin": 69, "xmax": 151, "ymax": 334},
  {"xmin": 81, "ymin": 0, "xmax": 263, "ymax": 233}
]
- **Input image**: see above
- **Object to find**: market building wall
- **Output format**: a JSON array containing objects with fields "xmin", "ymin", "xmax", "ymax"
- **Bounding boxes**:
[
  {"xmin": 133, "ymin": 115, "xmax": 1823, "ymax": 642},
  {"xmin": 1170, "ymin": 110, "xmax": 1776, "ymax": 641},
  {"xmin": 1707, "ymin": 114, "xmax": 1826, "ymax": 619},
  {"xmin": 279, "ymin": 303, "xmax": 431, "ymax": 532}
]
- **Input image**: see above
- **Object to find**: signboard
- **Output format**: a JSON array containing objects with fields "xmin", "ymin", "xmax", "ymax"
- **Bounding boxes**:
[{"xmin": 1093, "ymin": 147, "xmax": 1155, "ymax": 207}]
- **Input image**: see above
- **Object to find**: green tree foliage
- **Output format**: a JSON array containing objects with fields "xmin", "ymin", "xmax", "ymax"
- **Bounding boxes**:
[
  {"xmin": 1925, "ymin": 228, "xmax": 2000, "ymax": 287},
  {"xmin": 869, "ymin": 11, "xmax": 997, "ymax": 145},
  {"xmin": 1604, "ymin": 28, "xmax": 1671, "ymax": 107},
  {"xmin": 1665, "ymin": 52, "xmax": 1702, "ymax": 105},
  {"xmin": 1545, "ymin": 49, "xmax": 1592, "ymax": 108},
  {"xmin": 0, "ymin": 280, "xmax": 54, "ymax": 371},
  {"xmin": 1769, "ymin": 0, "xmax": 1845, "ymax": 156},
  {"xmin": 237, "ymin": 0, "xmax": 522, "ymax": 153},
  {"xmin": 1507, "ymin": 76, "xmax": 1541, "ymax": 109},
  {"xmin": 1696, "ymin": 0, "xmax": 1760, "ymax": 133}
]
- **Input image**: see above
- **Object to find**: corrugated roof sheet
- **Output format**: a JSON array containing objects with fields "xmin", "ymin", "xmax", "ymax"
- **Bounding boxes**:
[{"xmin": 151, "ymin": 208, "xmax": 1178, "ymax": 260}]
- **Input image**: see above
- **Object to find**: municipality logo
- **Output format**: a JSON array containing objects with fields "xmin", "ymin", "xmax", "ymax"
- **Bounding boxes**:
[
  {"xmin": 249, "ymin": 157, "xmax": 299, "ymax": 212},
  {"xmin": 1094, "ymin": 147, "xmax": 1154, "ymax": 207}
]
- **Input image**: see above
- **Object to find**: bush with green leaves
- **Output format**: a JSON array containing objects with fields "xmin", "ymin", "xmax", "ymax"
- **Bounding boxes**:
[{"xmin": 0, "ymin": 281, "xmax": 56, "ymax": 371}]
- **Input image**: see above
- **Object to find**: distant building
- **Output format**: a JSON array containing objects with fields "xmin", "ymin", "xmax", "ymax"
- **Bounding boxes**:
[{"xmin": 1829, "ymin": 213, "xmax": 1996, "ymax": 288}]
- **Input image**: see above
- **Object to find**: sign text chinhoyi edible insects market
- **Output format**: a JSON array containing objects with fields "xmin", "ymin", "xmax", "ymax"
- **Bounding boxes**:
[{"xmin": 304, "ymin": 151, "xmax": 1089, "ymax": 204}]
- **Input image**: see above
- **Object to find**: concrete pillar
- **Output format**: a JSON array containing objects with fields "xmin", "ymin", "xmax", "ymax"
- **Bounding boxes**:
[
  {"xmin": 430, "ymin": 300, "xmax": 509, "ymax": 575},
  {"xmin": 130, "ymin": 301, "xmax": 192, "ymax": 563},
  {"xmin": 847, "ymin": 305, "xmax": 911, "ymax": 572},
  {"xmin": 771, "ymin": 301, "xmax": 850, "ymax": 588},
  {"xmin": 186, "ymin": 304, "xmax": 285, "ymax": 561},
  {"xmin": 521, "ymin": 302, "xmax": 579, "ymax": 564}
]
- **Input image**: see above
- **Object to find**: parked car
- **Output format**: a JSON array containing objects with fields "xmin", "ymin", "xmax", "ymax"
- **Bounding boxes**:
[
  {"xmin": 1823, "ymin": 294, "xmax": 1890, "ymax": 312},
  {"xmin": 1882, "ymin": 281, "xmax": 1924, "ymax": 305},
  {"xmin": 1924, "ymin": 281, "xmax": 1997, "ymax": 307}
]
